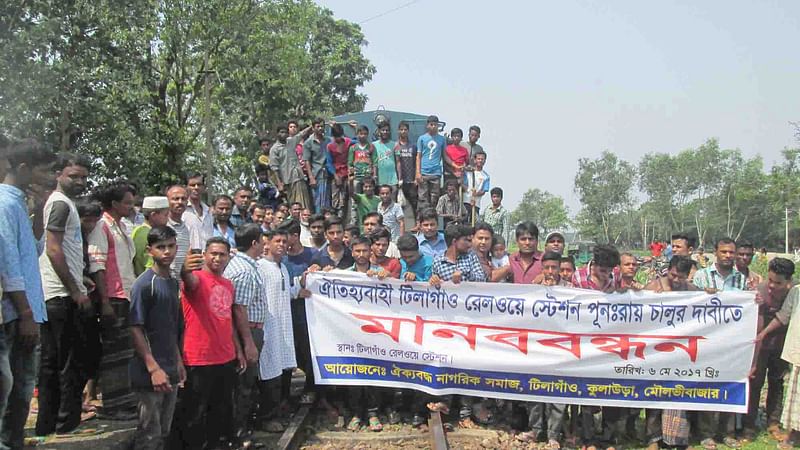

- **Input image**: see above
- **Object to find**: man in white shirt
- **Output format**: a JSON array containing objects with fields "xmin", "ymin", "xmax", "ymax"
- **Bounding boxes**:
[{"xmin": 183, "ymin": 173, "xmax": 213, "ymax": 244}]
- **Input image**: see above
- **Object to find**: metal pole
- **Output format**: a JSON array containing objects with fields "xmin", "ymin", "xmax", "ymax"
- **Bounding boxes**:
[
  {"xmin": 202, "ymin": 56, "xmax": 214, "ymax": 197},
  {"xmin": 786, "ymin": 207, "xmax": 790, "ymax": 254}
]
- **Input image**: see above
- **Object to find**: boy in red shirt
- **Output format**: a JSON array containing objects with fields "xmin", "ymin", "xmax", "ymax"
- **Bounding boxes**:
[
  {"xmin": 444, "ymin": 128, "xmax": 469, "ymax": 186},
  {"xmin": 174, "ymin": 237, "xmax": 245, "ymax": 449},
  {"xmin": 368, "ymin": 227, "xmax": 401, "ymax": 278}
]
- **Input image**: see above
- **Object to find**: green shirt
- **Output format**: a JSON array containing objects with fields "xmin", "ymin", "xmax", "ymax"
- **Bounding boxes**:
[
  {"xmin": 348, "ymin": 142, "xmax": 373, "ymax": 179},
  {"xmin": 372, "ymin": 139, "xmax": 398, "ymax": 186},
  {"xmin": 353, "ymin": 193, "xmax": 380, "ymax": 231},
  {"xmin": 131, "ymin": 224, "xmax": 153, "ymax": 276}
]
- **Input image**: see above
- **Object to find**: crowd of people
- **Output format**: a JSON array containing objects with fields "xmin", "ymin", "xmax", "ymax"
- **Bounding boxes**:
[{"xmin": 0, "ymin": 115, "xmax": 798, "ymax": 450}]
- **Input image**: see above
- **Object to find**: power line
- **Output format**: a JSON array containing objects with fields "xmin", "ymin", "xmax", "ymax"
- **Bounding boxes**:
[{"xmin": 359, "ymin": 0, "xmax": 421, "ymax": 24}]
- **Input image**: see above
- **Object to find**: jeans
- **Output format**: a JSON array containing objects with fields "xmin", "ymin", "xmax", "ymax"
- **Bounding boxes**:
[
  {"xmin": 133, "ymin": 388, "xmax": 178, "ymax": 450},
  {"xmin": 528, "ymin": 402, "xmax": 566, "ymax": 440},
  {"xmin": 0, "ymin": 320, "xmax": 39, "ymax": 450},
  {"xmin": 745, "ymin": 345, "xmax": 788, "ymax": 430},
  {"xmin": 330, "ymin": 181, "xmax": 350, "ymax": 225},
  {"xmin": 234, "ymin": 328, "xmax": 263, "ymax": 432},
  {"xmin": 172, "ymin": 361, "xmax": 236, "ymax": 449},
  {"xmin": 417, "ymin": 175, "xmax": 441, "ymax": 213},
  {"xmin": 36, "ymin": 297, "xmax": 96, "ymax": 436}
]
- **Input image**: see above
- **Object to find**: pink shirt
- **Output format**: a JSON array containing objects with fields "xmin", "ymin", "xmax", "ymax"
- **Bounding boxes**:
[{"xmin": 509, "ymin": 251, "xmax": 543, "ymax": 284}]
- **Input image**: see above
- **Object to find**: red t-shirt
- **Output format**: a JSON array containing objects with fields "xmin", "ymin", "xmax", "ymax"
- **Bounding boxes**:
[
  {"xmin": 649, "ymin": 242, "xmax": 664, "ymax": 257},
  {"xmin": 327, "ymin": 137, "xmax": 352, "ymax": 178},
  {"xmin": 445, "ymin": 144, "xmax": 469, "ymax": 173},
  {"xmin": 373, "ymin": 257, "xmax": 402, "ymax": 279},
  {"xmin": 181, "ymin": 270, "xmax": 235, "ymax": 366}
]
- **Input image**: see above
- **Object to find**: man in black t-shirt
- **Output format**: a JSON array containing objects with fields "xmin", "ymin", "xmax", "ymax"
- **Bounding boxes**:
[{"xmin": 394, "ymin": 121, "xmax": 418, "ymax": 222}]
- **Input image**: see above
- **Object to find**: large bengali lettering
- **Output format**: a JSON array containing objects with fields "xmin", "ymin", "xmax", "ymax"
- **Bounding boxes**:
[{"xmin": 306, "ymin": 272, "xmax": 756, "ymax": 413}]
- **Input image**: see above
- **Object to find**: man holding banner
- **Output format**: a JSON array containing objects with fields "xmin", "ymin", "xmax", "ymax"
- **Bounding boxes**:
[{"xmin": 693, "ymin": 238, "xmax": 745, "ymax": 450}]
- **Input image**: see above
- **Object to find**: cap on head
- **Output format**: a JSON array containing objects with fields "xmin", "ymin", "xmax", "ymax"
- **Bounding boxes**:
[
  {"xmin": 545, "ymin": 231, "xmax": 565, "ymax": 242},
  {"xmin": 142, "ymin": 196, "xmax": 169, "ymax": 210}
]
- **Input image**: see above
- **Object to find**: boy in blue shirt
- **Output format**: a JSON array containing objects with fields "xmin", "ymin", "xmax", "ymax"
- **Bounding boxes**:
[
  {"xmin": 397, "ymin": 234, "xmax": 432, "ymax": 282},
  {"xmin": 415, "ymin": 115, "xmax": 446, "ymax": 212},
  {"xmin": 129, "ymin": 226, "xmax": 185, "ymax": 450}
]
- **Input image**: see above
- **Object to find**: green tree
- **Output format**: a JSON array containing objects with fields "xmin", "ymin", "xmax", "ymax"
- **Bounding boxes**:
[
  {"xmin": 510, "ymin": 188, "xmax": 569, "ymax": 234},
  {"xmin": 574, "ymin": 151, "xmax": 635, "ymax": 243},
  {"xmin": 0, "ymin": 0, "xmax": 375, "ymax": 194}
]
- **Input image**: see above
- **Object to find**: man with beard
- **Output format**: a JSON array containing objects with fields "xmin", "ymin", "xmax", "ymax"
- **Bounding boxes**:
[
  {"xmin": 644, "ymin": 256, "xmax": 696, "ymax": 449},
  {"xmin": 35, "ymin": 153, "xmax": 93, "ymax": 436},
  {"xmin": 693, "ymin": 238, "xmax": 745, "ymax": 450},
  {"xmin": 165, "ymin": 185, "xmax": 202, "ymax": 279},
  {"xmin": 211, "ymin": 195, "xmax": 236, "ymax": 248},
  {"xmin": 229, "ymin": 187, "xmax": 253, "ymax": 228}
]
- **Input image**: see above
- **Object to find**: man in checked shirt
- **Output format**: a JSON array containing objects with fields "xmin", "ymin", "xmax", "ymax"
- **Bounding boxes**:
[
  {"xmin": 428, "ymin": 223, "xmax": 487, "ymax": 429},
  {"xmin": 223, "ymin": 223, "xmax": 267, "ymax": 447}
]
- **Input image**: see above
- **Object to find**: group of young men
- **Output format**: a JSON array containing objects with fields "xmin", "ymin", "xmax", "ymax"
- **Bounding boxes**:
[{"xmin": 1, "ymin": 123, "xmax": 799, "ymax": 450}]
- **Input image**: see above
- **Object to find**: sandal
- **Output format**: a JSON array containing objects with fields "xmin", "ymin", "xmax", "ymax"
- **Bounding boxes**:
[
  {"xmin": 80, "ymin": 410, "xmax": 97, "ymax": 422},
  {"xmin": 546, "ymin": 439, "xmax": 561, "ymax": 450},
  {"xmin": 701, "ymin": 438, "xmax": 718, "ymax": 450},
  {"xmin": 722, "ymin": 437, "xmax": 740, "ymax": 449},
  {"xmin": 516, "ymin": 431, "xmax": 538, "ymax": 442},
  {"xmin": 427, "ymin": 402, "xmax": 450, "ymax": 415},
  {"xmin": 347, "ymin": 416, "xmax": 361, "ymax": 432},
  {"xmin": 458, "ymin": 417, "xmax": 480, "ymax": 429},
  {"xmin": 778, "ymin": 442, "xmax": 797, "ymax": 450},
  {"xmin": 368, "ymin": 416, "xmax": 383, "ymax": 432}
]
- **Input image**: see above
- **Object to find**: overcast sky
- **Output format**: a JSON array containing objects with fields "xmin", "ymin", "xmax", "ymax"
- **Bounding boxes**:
[{"xmin": 316, "ymin": 0, "xmax": 800, "ymax": 213}]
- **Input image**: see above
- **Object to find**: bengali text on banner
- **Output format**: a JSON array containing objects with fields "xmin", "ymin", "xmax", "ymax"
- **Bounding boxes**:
[{"xmin": 305, "ymin": 271, "xmax": 757, "ymax": 413}]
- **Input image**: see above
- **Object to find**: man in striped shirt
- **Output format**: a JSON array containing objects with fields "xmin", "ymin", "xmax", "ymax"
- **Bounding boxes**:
[
  {"xmin": 166, "ymin": 185, "xmax": 202, "ymax": 280},
  {"xmin": 224, "ymin": 224, "xmax": 266, "ymax": 446},
  {"xmin": 692, "ymin": 237, "xmax": 744, "ymax": 450}
]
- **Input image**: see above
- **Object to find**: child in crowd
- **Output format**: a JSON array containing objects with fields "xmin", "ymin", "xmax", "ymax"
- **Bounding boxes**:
[
  {"xmin": 491, "ymin": 235, "xmax": 510, "ymax": 269},
  {"xmin": 463, "ymin": 150, "xmax": 490, "ymax": 220},
  {"xmin": 372, "ymin": 122, "xmax": 398, "ymax": 193},
  {"xmin": 132, "ymin": 196, "xmax": 170, "ymax": 276},
  {"xmin": 348, "ymin": 125, "xmax": 375, "ymax": 195},
  {"xmin": 129, "ymin": 226, "xmax": 185, "ymax": 449},
  {"xmin": 350, "ymin": 176, "xmax": 380, "ymax": 230},
  {"xmin": 369, "ymin": 227, "xmax": 401, "ymax": 278},
  {"xmin": 444, "ymin": 128, "xmax": 468, "ymax": 186},
  {"xmin": 344, "ymin": 225, "xmax": 360, "ymax": 249}
]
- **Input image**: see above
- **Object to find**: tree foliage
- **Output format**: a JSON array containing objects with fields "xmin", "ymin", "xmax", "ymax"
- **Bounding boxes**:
[
  {"xmin": 573, "ymin": 151, "xmax": 636, "ymax": 243},
  {"xmin": 510, "ymin": 188, "xmax": 569, "ymax": 234},
  {"xmin": 0, "ymin": 0, "xmax": 375, "ymax": 194},
  {"xmin": 574, "ymin": 137, "xmax": 800, "ymax": 250}
]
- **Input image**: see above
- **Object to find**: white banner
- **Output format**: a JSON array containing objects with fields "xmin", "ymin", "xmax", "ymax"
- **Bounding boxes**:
[{"xmin": 306, "ymin": 271, "xmax": 756, "ymax": 413}]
